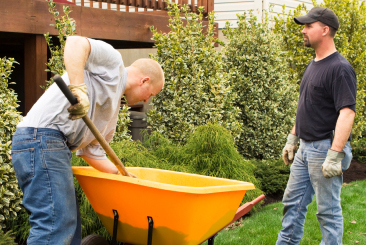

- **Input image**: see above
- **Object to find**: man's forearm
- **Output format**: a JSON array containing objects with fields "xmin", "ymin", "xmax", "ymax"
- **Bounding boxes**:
[
  {"xmin": 331, "ymin": 107, "xmax": 355, "ymax": 152},
  {"xmin": 290, "ymin": 124, "xmax": 296, "ymax": 135},
  {"xmin": 80, "ymin": 155, "xmax": 118, "ymax": 174},
  {"xmin": 64, "ymin": 36, "xmax": 91, "ymax": 85}
]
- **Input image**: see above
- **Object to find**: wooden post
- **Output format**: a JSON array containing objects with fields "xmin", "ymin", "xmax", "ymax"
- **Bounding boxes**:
[{"xmin": 24, "ymin": 34, "xmax": 47, "ymax": 114}]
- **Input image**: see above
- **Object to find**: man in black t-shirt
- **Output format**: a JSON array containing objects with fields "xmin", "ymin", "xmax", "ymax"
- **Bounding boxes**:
[{"xmin": 276, "ymin": 7, "xmax": 357, "ymax": 245}]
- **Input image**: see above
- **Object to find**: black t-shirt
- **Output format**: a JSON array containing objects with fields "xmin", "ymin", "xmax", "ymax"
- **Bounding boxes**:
[{"xmin": 296, "ymin": 51, "xmax": 357, "ymax": 141}]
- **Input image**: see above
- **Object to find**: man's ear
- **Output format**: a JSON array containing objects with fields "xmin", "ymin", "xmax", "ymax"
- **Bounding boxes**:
[
  {"xmin": 141, "ymin": 77, "xmax": 150, "ymax": 85},
  {"xmin": 323, "ymin": 26, "xmax": 330, "ymax": 36}
]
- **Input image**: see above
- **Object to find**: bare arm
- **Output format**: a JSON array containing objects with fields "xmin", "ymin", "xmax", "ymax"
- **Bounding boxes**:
[
  {"xmin": 290, "ymin": 124, "xmax": 296, "ymax": 135},
  {"xmin": 80, "ymin": 155, "xmax": 118, "ymax": 174},
  {"xmin": 64, "ymin": 36, "xmax": 91, "ymax": 85},
  {"xmin": 331, "ymin": 107, "xmax": 355, "ymax": 152}
]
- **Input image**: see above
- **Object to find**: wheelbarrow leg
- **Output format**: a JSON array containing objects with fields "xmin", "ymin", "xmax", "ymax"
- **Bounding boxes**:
[
  {"xmin": 147, "ymin": 216, "xmax": 154, "ymax": 245},
  {"xmin": 111, "ymin": 209, "xmax": 119, "ymax": 245},
  {"xmin": 208, "ymin": 234, "xmax": 217, "ymax": 245}
]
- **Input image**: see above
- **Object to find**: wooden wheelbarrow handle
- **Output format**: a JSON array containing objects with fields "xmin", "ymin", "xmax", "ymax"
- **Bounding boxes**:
[{"xmin": 54, "ymin": 74, "xmax": 130, "ymax": 177}]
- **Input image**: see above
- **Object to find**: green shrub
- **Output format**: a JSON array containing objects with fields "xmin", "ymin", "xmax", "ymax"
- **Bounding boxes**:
[
  {"xmin": 223, "ymin": 12, "xmax": 297, "ymax": 159},
  {"xmin": 274, "ymin": 4, "xmax": 315, "ymax": 86},
  {"xmin": 182, "ymin": 124, "xmax": 263, "ymax": 210},
  {"xmin": 253, "ymin": 159, "xmax": 290, "ymax": 196},
  {"xmin": 0, "ymin": 230, "xmax": 17, "ymax": 245},
  {"xmin": 0, "ymin": 57, "xmax": 23, "ymax": 230},
  {"xmin": 351, "ymin": 138, "xmax": 366, "ymax": 163},
  {"xmin": 148, "ymin": 3, "xmax": 241, "ymax": 144},
  {"xmin": 4, "ymin": 209, "xmax": 30, "ymax": 244}
]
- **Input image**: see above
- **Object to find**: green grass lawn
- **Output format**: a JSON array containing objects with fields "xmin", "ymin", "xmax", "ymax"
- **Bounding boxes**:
[{"xmin": 203, "ymin": 179, "xmax": 366, "ymax": 245}]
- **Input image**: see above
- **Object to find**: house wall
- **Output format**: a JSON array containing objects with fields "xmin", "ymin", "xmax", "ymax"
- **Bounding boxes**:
[{"xmin": 214, "ymin": 0, "xmax": 318, "ymax": 28}]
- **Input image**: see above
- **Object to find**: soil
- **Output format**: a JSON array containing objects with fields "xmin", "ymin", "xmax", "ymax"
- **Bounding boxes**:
[{"xmin": 263, "ymin": 159, "xmax": 366, "ymax": 206}]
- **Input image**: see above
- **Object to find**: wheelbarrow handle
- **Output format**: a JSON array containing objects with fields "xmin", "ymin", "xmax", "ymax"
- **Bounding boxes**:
[{"xmin": 53, "ymin": 74, "xmax": 131, "ymax": 177}]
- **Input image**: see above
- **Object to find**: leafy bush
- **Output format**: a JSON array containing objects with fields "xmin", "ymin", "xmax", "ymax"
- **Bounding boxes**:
[
  {"xmin": 0, "ymin": 57, "xmax": 23, "ymax": 230},
  {"xmin": 274, "ymin": 4, "xmax": 315, "ymax": 86},
  {"xmin": 148, "ymin": 3, "xmax": 242, "ymax": 144},
  {"xmin": 43, "ymin": 0, "xmax": 76, "ymax": 89},
  {"xmin": 274, "ymin": 0, "xmax": 366, "ymax": 140},
  {"xmin": 253, "ymin": 159, "xmax": 290, "ymax": 196},
  {"xmin": 351, "ymin": 138, "xmax": 366, "ymax": 163},
  {"xmin": 223, "ymin": 12, "xmax": 297, "ymax": 159}
]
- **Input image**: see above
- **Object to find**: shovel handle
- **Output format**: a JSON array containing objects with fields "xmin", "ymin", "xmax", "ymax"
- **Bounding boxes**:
[{"xmin": 53, "ymin": 74, "xmax": 130, "ymax": 177}]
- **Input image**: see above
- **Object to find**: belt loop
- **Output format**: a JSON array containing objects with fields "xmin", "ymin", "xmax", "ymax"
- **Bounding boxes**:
[{"xmin": 33, "ymin": 128, "xmax": 37, "ymax": 139}]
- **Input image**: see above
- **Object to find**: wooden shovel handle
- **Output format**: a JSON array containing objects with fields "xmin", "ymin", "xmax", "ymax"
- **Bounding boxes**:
[{"xmin": 54, "ymin": 74, "xmax": 130, "ymax": 177}]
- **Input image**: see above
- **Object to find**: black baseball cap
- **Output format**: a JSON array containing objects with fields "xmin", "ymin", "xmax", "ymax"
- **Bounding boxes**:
[{"xmin": 294, "ymin": 7, "xmax": 339, "ymax": 30}]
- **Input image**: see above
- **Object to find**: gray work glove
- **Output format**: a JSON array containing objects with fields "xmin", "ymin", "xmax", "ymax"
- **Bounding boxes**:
[
  {"xmin": 322, "ymin": 149, "xmax": 345, "ymax": 178},
  {"xmin": 67, "ymin": 84, "xmax": 90, "ymax": 120},
  {"xmin": 282, "ymin": 134, "xmax": 299, "ymax": 166}
]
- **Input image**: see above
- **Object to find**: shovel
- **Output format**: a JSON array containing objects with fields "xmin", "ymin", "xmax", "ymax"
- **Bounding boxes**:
[{"xmin": 53, "ymin": 74, "xmax": 133, "ymax": 177}]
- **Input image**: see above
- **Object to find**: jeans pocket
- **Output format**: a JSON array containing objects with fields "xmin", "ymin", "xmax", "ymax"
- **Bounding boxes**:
[
  {"xmin": 311, "ymin": 139, "xmax": 331, "ymax": 152},
  {"xmin": 11, "ymin": 148, "xmax": 35, "ymax": 183},
  {"xmin": 43, "ymin": 136, "xmax": 67, "ymax": 151}
]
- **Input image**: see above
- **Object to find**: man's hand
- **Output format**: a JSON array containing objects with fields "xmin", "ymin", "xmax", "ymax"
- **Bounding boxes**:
[
  {"xmin": 322, "ymin": 149, "xmax": 345, "ymax": 178},
  {"xmin": 117, "ymin": 170, "xmax": 137, "ymax": 178},
  {"xmin": 282, "ymin": 134, "xmax": 299, "ymax": 165},
  {"xmin": 67, "ymin": 84, "xmax": 90, "ymax": 120}
]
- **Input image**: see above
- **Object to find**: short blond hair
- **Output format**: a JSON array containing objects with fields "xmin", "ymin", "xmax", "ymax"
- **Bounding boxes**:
[{"xmin": 131, "ymin": 58, "xmax": 164, "ymax": 87}]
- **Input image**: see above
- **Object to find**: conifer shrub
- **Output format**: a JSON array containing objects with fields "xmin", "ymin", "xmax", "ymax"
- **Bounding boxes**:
[
  {"xmin": 253, "ymin": 159, "xmax": 290, "ymax": 196},
  {"xmin": 223, "ymin": 12, "xmax": 297, "ymax": 159},
  {"xmin": 148, "ymin": 3, "xmax": 242, "ymax": 144},
  {"xmin": 0, "ymin": 57, "xmax": 23, "ymax": 231},
  {"xmin": 0, "ymin": 230, "xmax": 17, "ymax": 245},
  {"xmin": 182, "ymin": 124, "xmax": 263, "ymax": 209}
]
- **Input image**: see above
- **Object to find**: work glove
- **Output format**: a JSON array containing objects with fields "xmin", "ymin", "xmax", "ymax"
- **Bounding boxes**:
[
  {"xmin": 322, "ymin": 149, "xmax": 345, "ymax": 178},
  {"xmin": 67, "ymin": 84, "xmax": 90, "ymax": 120},
  {"xmin": 282, "ymin": 134, "xmax": 299, "ymax": 166}
]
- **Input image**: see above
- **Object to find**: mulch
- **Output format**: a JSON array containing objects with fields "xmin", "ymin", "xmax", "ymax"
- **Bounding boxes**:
[{"xmin": 263, "ymin": 159, "xmax": 366, "ymax": 205}]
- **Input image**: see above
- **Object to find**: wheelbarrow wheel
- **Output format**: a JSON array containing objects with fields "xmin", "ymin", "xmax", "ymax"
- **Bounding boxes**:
[{"xmin": 81, "ymin": 234, "xmax": 109, "ymax": 245}]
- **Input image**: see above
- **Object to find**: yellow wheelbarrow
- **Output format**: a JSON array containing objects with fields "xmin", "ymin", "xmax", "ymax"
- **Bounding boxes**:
[
  {"xmin": 53, "ymin": 75, "xmax": 264, "ymax": 245},
  {"xmin": 73, "ymin": 167, "xmax": 264, "ymax": 245}
]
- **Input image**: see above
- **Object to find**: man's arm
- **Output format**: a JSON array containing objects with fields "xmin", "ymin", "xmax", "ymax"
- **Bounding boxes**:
[
  {"xmin": 64, "ymin": 36, "xmax": 91, "ymax": 85},
  {"xmin": 331, "ymin": 107, "xmax": 355, "ymax": 152},
  {"xmin": 80, "ymin": 155, "xmax": 118, "ymax": 174},
  {"xmin": 290, "ymin": 124, "xmax": 296, "ymax": 135}
]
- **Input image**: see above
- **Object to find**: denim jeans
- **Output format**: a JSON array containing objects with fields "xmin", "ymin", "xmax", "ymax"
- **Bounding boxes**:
[
  {"xmin": 276, "ymin": 139, "xmax": 352, "ymax": 245},
  {"xmin": 11, "ymin": 127, "xmax": 81, "ymax": 245}
]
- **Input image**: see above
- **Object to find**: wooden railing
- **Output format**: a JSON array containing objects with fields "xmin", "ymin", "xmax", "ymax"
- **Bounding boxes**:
[{"xmin": 65, "ymin": 0, "xmax": 213, "ymax": 16}]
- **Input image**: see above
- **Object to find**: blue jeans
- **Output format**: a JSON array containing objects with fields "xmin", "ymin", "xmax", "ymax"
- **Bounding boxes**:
[
  {"xmin": 11, "ymin": 127, "xmax": 81, "ymax": 245},
  {"xmin": 276, "ymin": 139, "xmax": 352, "ymax": 245}
]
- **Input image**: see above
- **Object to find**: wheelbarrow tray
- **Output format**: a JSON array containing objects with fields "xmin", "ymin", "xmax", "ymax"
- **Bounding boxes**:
[{"xmin": 72, "ymin": 166, "xmax": 255, "ymax": 245}]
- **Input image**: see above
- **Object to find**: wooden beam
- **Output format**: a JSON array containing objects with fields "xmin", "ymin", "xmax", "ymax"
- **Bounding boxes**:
[
  {"xmin": 24, "ymin": 34, "xmax": 47, "ymax": 114},
  {"xmin": 0, "ymin": 0, "xmax": 216, "ymax": 44}
]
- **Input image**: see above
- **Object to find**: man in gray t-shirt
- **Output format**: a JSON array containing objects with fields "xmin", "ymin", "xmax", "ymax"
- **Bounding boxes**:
[{"xmin": 11, "ymin": 36, "xmax": 164, "ymax": 245}]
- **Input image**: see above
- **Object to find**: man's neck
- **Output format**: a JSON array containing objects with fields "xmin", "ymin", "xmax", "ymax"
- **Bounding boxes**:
[{"xmin": 314, "ymin": 40, "xmax": 337, "ymax": 61}]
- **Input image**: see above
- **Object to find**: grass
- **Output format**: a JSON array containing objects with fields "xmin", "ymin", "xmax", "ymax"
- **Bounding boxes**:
[{"xmin": 202, "ymin": 179, "xmax": 366, "ymax": 245}]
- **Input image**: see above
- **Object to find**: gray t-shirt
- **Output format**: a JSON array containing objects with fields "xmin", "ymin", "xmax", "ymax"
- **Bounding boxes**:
[{"xmin": 18, "ymin": 38, "xmax": 127, "ymax": 159}]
